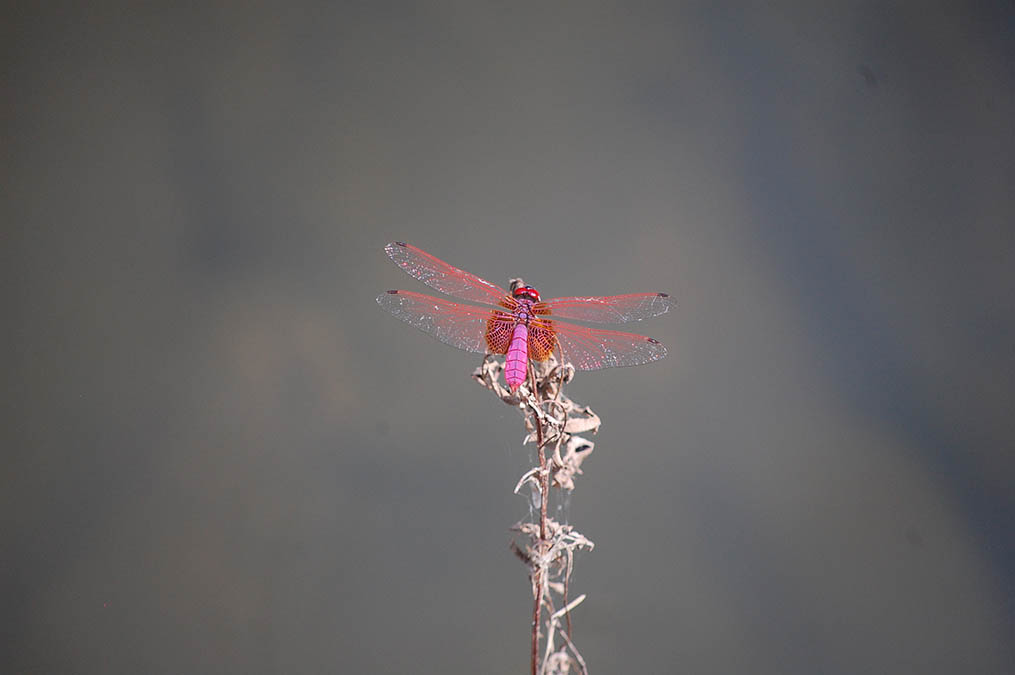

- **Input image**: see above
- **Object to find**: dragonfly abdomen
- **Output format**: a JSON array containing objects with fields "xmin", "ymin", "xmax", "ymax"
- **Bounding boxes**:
[{"xmin": 505, "ymin": 323, "xmax": 528, "ymax": 390}]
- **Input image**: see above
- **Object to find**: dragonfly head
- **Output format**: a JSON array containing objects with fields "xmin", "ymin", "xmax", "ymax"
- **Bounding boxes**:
[{"xmin": 512, "ymin": 285, "xmax": 541, "ymax": 302}]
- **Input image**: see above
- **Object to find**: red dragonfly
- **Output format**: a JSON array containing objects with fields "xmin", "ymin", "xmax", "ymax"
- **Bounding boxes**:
[{"xmin": 377, "ymin": 242, "xmax": 674, "ymax": 391}]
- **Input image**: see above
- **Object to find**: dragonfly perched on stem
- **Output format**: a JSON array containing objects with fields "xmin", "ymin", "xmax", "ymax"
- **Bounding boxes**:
[{"xmin": 376, "ymin": 242, "xmax": 674, "ymax": 391}]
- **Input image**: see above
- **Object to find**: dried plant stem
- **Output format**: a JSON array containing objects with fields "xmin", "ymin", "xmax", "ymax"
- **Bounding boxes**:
[
  {"xmin": 534, "ymin": 552, "xmax": 548, "ymax": 667},
  {"xmin": 473, "ymin": 352, "xmax": 599, "ymax": 675},
  {"xmin": 530, "ymin": 367, "xmax": 550, "ymax": 675}
]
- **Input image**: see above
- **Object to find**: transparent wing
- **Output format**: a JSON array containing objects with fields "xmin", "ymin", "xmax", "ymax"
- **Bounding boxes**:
[
  {"xmin": 377, "ymin": 290, "xmax": 513, "ymax": 354},
  {"xmin": 535, "ymin": 317, "xmax": 668, "ymax": 371},
  {"xmin": 384, "ymin": 242, "xmax": 510, "ymax": 306},
  {"xmin": 540, "ymin": 293, "xmax": 674, "ymax": 323}
]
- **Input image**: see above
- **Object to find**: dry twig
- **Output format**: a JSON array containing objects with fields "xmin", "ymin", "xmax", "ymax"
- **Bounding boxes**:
[{"xmin": 472, "ymin": 352, "xmax": 598, "ymax": 675}]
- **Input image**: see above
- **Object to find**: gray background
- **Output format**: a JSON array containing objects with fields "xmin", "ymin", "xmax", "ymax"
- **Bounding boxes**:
[{"xmin": 4, "ymin": 2, "xmax": 1014, "ymax": 673}]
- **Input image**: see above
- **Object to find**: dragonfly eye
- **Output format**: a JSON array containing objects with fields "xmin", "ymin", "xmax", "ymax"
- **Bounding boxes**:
[{"xmin": 513, "ymin": 286, "xmax": 541, "ymax": 301}]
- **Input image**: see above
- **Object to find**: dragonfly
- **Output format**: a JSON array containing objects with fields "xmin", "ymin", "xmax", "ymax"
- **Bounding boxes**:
[{"xmin": 376, "ymin": 242, "xmax": 674, "ymax": 391}]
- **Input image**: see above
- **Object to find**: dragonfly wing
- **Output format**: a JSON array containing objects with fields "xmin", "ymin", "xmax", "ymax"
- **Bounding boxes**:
[
  {"xmin": 538, "ymin": 317, "xmax": 668, "ymax": 370},
  {"xmin": 377, "ymin": 290, "xmax": 513, "ymax": 354},
  {"xmin": 540, "ymin": 293, "xmax": 674, "ymax": 323},
  {"xmin": 384, "ymin": 242, "xmax": 510, "ymax": 306}
]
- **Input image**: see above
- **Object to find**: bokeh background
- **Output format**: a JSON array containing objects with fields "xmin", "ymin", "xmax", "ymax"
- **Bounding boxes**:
[{"xmin": 4, "ymin": 2, "xmax": 1014, "ymax": 673}]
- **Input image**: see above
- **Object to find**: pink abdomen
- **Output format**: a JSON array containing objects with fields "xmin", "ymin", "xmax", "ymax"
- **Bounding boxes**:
[{"xmin": 504, "ymin": 323, "xmax": 528, "ymax": 391}]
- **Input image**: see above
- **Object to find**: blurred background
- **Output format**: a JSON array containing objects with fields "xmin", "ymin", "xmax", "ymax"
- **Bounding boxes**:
[{"xmin": 4, "ymin": 2, "xmax": 1014, "ymax": 673}]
